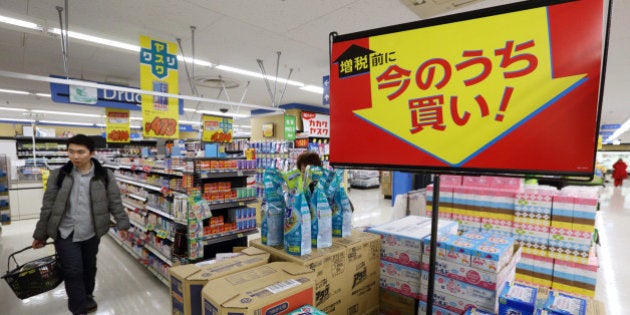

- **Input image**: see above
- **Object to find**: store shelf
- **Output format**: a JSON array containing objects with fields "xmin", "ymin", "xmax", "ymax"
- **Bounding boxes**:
[
  {"xmin": 146, "ymin": 265, "xmax": 169, "ymax": 287},
  {"xmin": 202, "ymin": 228, "xmax": 258, "ymax": 245},
  {"xmin": 145, "ymin": 204, "xmax": 186, "ymax": 225},
  {"xmin": 115, "ymin": 175, "xmax": 186, "ymax": 195},
  {"xmin": 106, "ymin": 163, "xmax": 185, "ymax": 177},
  {"xmin": 108, "ymin": 230, "xmax": 169, "ymax": 287},
  {"xmin": 204, "ymin": 197, "xmax": 259, "ymax": 213},
  {"xmin": 127, "ymin": 192, "xmax": 148, "ymax": 202},
  {"xmin": 129, "ymin": 219, "xmax": 147, "ymax": 232},
  {"xmin": 122, "ymin": 200, "xmax": 144, "ymax": 212},
  {"xmin": 144, "ymin": 244, "xmax": 173, "ymax": 267},
  {"xmin": 197, "ymin": 170, "xmax": 257, "ymax": 179}
]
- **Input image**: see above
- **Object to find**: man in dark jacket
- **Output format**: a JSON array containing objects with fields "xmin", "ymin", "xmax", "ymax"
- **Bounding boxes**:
[{"xmin": 32, "ymin": 134, "xmax": 130, "ymax": 315}]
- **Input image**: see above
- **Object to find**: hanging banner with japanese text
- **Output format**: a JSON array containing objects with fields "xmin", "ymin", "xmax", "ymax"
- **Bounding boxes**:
[
  {"xmin": 301, "ymin": 112, "xmax": 330, "ymax": 138},
  {"xmin": 329, "ymin": 0, "xmax": 608, "ymax": 177},
  {"xmin": 284, "ymin": 114, "xmax": 297, "ymax": 140},
  {"xmin": 201, "ymin": 115, "xmax": 233, "ymax": 143},
  {"xmin": 105, "ymin": 108, "xmax": 130, "ymax": 143},
  {"xmin": 139, "ymin": 35, "xmax": 179, "ymax": 139}
]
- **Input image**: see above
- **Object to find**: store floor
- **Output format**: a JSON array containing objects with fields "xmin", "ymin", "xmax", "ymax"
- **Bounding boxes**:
[{"xmin": 0, "ymin": 185, "xmax": 625, "ymax": 314}]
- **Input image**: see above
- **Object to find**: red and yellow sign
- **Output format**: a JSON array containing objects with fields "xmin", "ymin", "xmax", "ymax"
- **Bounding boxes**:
[
  {"xmin": 330, "ymin": 0, "xmax": 606, "ymax": 177},
  {"xmin": 201, "ymin": 115, "xmax": 233, "ymax": 143},
  {"xmin": 105, "ymin": 108, "xmax": 130, "ymax": 143},
  {"xmin": 139, "ymin": 35, "xmax": 179, "ymax": 139}
]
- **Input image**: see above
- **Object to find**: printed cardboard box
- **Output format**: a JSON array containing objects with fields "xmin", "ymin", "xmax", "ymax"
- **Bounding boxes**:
[
  {"xmin": 201, "ymin": 262, "xmax": 315, "ymax": 315},
  {"xmin": 379, "ymin": 289, "xmax": 418, "ymax": 315},
  {"xmin": 498, "ymin": 282, "xmax": 538, "ymax": 315},
  {"xmin": 333, "ymin": 230, "xmax": 381, "ymax": 315},
  {"xmin": 169, "ymin": 247, "xmax": 269, "ymax": 315},
  {"xmin": 418, "ymin": 300, "xmax": 460, "ymax": 315},
  {"xmin": 250, "ymin": 239, "xmax": 346, "ymax": 314},
  {"xmin": 421, "ymin": 271, "xmax": 505, "ymax": 311}
]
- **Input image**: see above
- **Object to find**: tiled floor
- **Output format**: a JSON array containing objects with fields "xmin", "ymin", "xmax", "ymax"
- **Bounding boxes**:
[{"xmin": 0, "ymin": 185, "xmax": 625, "ymax": 314}]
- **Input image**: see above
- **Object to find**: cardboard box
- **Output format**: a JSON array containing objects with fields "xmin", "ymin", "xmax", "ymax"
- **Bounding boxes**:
[
  {"xmin": 379, "ymin": 289, "xmax": 418, "ymax": 315},
  {"xmin": 421, "ymin": 244, "xmax": 521, "ymax": 291},
  {"xmin": 201, "ymin": 262, "xmax": 315, "ymax": 315},
  {"xmin": 421, "ymin": 271, "xmax": 504, "ymax": 311},
  {"xmin": 418, "ymin": 300, "xmax": 460, "ymax": 315},
  {"xmin": 332, "ymin": 230, "xmax": 381, "ymax": 315},
  {"xmin": 498, "ymin": 282, "xmax": 538, "ymax": 315},
  {"xmin": 250, "ymin": 239, "xmax": 347, "ymax": 314},
  {"xmin": 169, "ymin": 247, "xmax": 270, "ymax": 315},
  {"xmin": 543, "ymin": 291, "xmax": 587, "ymax": 315},
  {"xmin": 463, "ymin": 307, "xmax": 495, "ymax": 315}
]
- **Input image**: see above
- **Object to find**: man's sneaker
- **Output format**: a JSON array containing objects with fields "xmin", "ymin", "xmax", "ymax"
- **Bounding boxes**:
[{"xmin": 86, "ymin": 295, "xmax": 98, "ymax": 313}]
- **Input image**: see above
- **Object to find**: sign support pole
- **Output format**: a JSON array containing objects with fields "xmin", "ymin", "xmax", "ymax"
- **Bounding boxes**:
[{"xmin": 426, "ymin": 174, "xmax": 440, "ymax": 315}]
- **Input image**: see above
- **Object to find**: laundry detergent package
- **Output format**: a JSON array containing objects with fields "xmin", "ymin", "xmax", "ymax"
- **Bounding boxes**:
[
  {"xmin": 332, "ymin": 188, "xmax": 353, "ymax": 238},
  {"xmin": 285, "ymin": 183, "xmax": 312, "ymax": 256},
  {"xmin": 542, "ymin": 291, "xmax": 587, "ymax": 315},
  {"xmin": 262, "ymin": 169, "xmax": 286, "ymax": 246},
  {"xmin": 498, "ymin": 282, "xmax": 538, "ymax": 315},
  {"xmin": 313, "ymin": 187, "xmax": 333, "ymax": 248}
]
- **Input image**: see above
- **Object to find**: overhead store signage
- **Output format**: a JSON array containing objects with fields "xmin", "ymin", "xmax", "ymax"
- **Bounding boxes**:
[
  {"xmin": 329, "ymin": 0, "xmax": 607, "ymax": 177},
  {"xmin": 301, "ymin": 112, "xmax": 330, "ymax": 138},
  {"xmin": 50, "ymin": 77, "xmax": 184, "ymax": 114},
  {"xmin": 201, "ymin": 115, "xmax": 233, "ymax": 143},
  {"xmin": 105, "ymin": 108, "xmax": 130, "ymax": 143},
  {"xmin": 284, "ymin": 114, "xmax": 297, "ymax": 141},
  {"xmin": 139, "ymin": 35, "xmax": 179, "ymax": 139}
]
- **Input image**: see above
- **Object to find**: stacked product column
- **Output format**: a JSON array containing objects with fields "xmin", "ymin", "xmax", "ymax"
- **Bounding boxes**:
[
  {"xmin": 251, "ymin": 140, "xmax": 292, "ymax": 198},
  {"xmin": 0, "ymin": 155, "xmax": 9, "ymax": 225},
  {"xmin": 366, "ymin": 216, "xmax": 460, "ymax": 315}
]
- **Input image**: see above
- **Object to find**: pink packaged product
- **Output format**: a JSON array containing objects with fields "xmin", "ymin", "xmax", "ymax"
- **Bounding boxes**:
[
  {"xmin": 421, "ymin": 271, "xmax": 505, "ymax": 312},
  {"xmin": 380, "ymin": 260, "xmax": 422, "ymax": 284},
  {"xmin": 380, "ymin": 274, "xmax": 422, "ymax": 300},
  {"xmin": 420, "ymin": 284, "xmax": 493, "ymax": 314}
]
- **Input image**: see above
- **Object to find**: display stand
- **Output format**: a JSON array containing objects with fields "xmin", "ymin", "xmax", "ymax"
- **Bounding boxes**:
[{"xmin": 426, "ymin": 174, "xmax": 440, "ymax": 315}]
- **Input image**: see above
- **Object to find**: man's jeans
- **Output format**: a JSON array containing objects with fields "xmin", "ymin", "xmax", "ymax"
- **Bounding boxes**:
[{"xmin": 55, "ymin": 233, "xmax": 100, "ymax": 315}]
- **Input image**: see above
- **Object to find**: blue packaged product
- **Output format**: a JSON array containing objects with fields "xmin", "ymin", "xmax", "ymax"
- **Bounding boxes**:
[
  {"xmin": 499, "ymin": 282, "xmax": 538, "ymax": 315},
  {"xmin": 463, "ymin": 307, "xmax": 495, "ymax": 315},
  {"xmin": 284, "ymin": 182, "xmax": 312, "ymax": 256},
  {"xmin": 332, "ymin": 188, "xmax": 352, "ymax": 237},
  {"xmin": 542, "ymin": 291, "xmax": 587, "ymax": 315},
  {"xmin": 262, "ymin": 169, "xmax": 286, "ymax": 246}
]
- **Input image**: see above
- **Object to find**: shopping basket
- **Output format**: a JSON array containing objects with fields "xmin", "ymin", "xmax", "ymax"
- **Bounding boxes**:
[{"xmin": 2, "ymin": 242, "xmax": 63, "ymax": 299}]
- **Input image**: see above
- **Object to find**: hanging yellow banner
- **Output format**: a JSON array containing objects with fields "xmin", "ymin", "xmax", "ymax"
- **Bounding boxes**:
[
  {"xmin": 202, "ymin": 115, "xmax": 233, "ymax": 143},
  {"xmin": 139, "ymin": 35, "xmax": 179, "ymax": 139},
  {"xmin": 105, "ymin": 108, "xmax": 130, "ymax": 143}
]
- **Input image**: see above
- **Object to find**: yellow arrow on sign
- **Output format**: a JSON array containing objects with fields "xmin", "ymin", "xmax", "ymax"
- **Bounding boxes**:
[{"xmin": 355, "ymin": 7, "xmax": 585, "ymax": 166}]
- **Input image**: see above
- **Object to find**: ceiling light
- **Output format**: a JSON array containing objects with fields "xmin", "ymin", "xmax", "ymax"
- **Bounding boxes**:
[
  {"xmin": 31, "ymin": 109, "xmax": 103, "ymax": 118},
  {"xmin": 234, "ymin": 124, "xmax": 252, "ymax": 129},
  {"xmin": 0, "ymin": 88, "xmax": 29, "ymax": 95},
  {"xmin": 0, "ymin": 118, "xmax": 34, "ymax": 123},
  {"xmin": 35, "ymin": 93, "xmax": 51, "ymax": 98},
  {"xmin": 605, "ymin": 118, "xmax": 630, "ymax": 143},
  {"xmin": 197, "ymin": 110, "xmax": 249, "ymax": 118},
  {"xmin": 0, "ymin": 15, "xmax": 43, "ymax": 31},
  {"xmin": 39, "ymin": 120, "xmax": 95, "ymax": 127},
  {"xmin": 0, "ymin": 106, "xmax": 27, "ymax": 112},
  {"xmin": 183, "ymin": 108, "xmax": 196, "ymax": 112},
  {"xmin": 49, "ymin": 28, "xmax": 140, "ymax": 52},
  {"xmin": 215, "ymin": 65, "xmax": 303, "ymax": 87},
  {"xmin": 299, "ymin": 85, "xmax": 324, "ymax": 94},
  {"xmin": 130, "ymin": 117, "xmax": 143, "ymax": 121}
]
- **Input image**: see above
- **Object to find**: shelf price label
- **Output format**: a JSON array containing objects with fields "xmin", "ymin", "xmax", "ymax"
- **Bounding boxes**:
[{"xmin": 106, "ymin": 108, "xmax": 130, "ymax": 143}]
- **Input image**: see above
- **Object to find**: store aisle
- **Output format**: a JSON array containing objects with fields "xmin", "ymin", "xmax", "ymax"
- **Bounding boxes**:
[
  {"xmin": 0, "ymin": 219, "xmax": 170, "ymax": 315},
  {"xmin": 0, "ymin": 184, "xmax": 624, "ymax": 314}
]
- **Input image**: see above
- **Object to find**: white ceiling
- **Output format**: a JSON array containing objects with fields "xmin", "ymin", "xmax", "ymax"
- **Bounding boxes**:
[{"xmin": 0, "ymin": 0, "xmax": 628, "ymax": 140}]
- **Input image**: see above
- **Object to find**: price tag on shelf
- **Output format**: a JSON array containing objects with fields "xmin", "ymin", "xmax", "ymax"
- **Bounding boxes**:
[
  {"xmin": 130, "ymin": 164, "xmax": 137, "ymax": 171},
  {"xmin": 143, "ymin": 165, "xmax": 152, "ymax": 173}
]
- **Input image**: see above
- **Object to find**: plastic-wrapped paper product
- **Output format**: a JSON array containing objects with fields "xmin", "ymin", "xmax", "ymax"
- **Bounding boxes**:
[{"xmin": 313, "ymin": 187, "xmax": 333, "ymax": 248}]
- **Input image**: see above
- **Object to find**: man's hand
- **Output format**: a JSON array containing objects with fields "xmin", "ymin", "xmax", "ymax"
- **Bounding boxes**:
[
  {"xmin": 118, "ymin": 230, "xmax": 129, "ymax": 240},
  {"xmin": 32, "ymin": 239, "xmax": 46, "ymax": 249}
]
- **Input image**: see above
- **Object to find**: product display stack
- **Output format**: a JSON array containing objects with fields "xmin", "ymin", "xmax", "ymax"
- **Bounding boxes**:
[{"xmin": 366, "ymin": 215, "xmax": 459, "ymax": 315}]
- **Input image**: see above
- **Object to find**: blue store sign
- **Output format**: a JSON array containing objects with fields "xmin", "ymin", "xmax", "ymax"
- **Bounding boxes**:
[{"xmin": 50, "ymin": 75, "xmax": 184, "ymax": 114}]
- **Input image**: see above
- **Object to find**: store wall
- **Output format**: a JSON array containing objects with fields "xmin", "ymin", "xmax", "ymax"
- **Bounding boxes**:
[{"xmin": 250, "ymin": 113, "xmax": 285, "ymax": 141}]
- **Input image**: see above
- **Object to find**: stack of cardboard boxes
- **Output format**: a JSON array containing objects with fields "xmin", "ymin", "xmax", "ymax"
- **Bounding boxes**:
[{"xmin": 250, "ymin": 230, "xmax": 381, "ymax": 315}]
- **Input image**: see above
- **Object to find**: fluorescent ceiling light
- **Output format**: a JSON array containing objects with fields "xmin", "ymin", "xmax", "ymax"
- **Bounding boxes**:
[
  {"xmin": 35, "ymin": 93, "xmax": 51, "ymax": 98},
  {"xmin": 300, "ymin": 85, "xmax": 324, "ymax": 94},
  {"xmin": 180, "ymin": 120, "xmax": 201, "ymax": 125},
  {"xmin": 0, "ymin": 118, "xmax": 34, "ymax": 123},
  {"xmin": 0, "ymin": 106, "xmax": 27, "ymax": 112},
  {"xmin": 39, "ymin": 120, "xmax": 95, "ymax": 127},
  {"xmin": 95, "ymin": 123, "xmax": 106, "ymax": 127},
  {"xmin": 234, "ymin": 124, "xmax": 251, "ymax": 129},
  {"xmin": 0, "ymin": 15, "xmax": 42, "ymax": 31},
  {"xmin": 183, "ymin": 108, "xmax": 196, "ymax": 112},
  {"xmin": 31, "ymin": 109, "xmax": 103, "ymax": 118},
  {"xmin": 49, "ymin": 28, "xmax": 140, "ymax": 52},
  {"xmin": 130, "ymin": 117, "xmax": 143, "ymax": 121},
  {"xmin": 215, "ymin": 65, "xmax": 303, "ymax": 87},
  {"xmin": 604, "ymin": 118, "xmax": 630, "ymax": 143},
  {"xmin": 197, "ymin": 110, "xmax": 249, "ymax": 118},
  {"xmin": 0, "ymin": 88, "xmax": 29, "ymax": 95}
]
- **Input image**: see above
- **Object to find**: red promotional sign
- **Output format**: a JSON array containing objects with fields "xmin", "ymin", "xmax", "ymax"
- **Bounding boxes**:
[{"xmin": 329, "ymin": 0, "xmax": 608, "ymax": 177}]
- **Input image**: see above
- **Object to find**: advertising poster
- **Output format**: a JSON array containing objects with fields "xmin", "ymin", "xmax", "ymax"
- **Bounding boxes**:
[
  {"xmin": 139, "ymin": 35, "xmax": 179, "ymax": 139},
  {"xmin": 329, "ymin": 0, "xmax": 608, "ymax": 177},
  {"xmin": 284, "ymin": 115, "xmax": 297, "ymax": 141},
  {"xmin": 301, "ymin": 112, "xmax": 330, "ymax": 138},
  {"xmin": 201, "ymin": 115, "xmax": 233, "ymax": 143},
  {"xmin": 105, "ymin": 108, "xmax": 130, "ymax": 143}
]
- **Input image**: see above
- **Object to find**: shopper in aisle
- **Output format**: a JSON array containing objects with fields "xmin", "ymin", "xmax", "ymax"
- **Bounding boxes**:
[
  {"xmin": 612, "ymin": 158, "xmax": 628, "ymax": 187},
  {"xmin": 31, "ymin": 134, "xmax": 130, "ymax": 315},
  {"xmin": 296, "ymin": 151, "xmax": 323, "ymax": 174}
]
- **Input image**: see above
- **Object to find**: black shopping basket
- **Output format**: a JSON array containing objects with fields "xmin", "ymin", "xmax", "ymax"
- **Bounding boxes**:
[{"xmin": 2, "ymin": 242, "xmax": 63, "ymax": 299}]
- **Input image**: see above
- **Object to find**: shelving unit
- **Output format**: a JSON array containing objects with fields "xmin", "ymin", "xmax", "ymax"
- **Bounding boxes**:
[
  {"xmin": 15, "ymin": 136, "xmax": 69, "ymax": 171},
  {"xmin": 105, "ymin": 156, "xmax": 259, "ymax": 285},
  {"xmin": 0, "ymin": 155, "xmax": 9, "ymax": 226}
]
